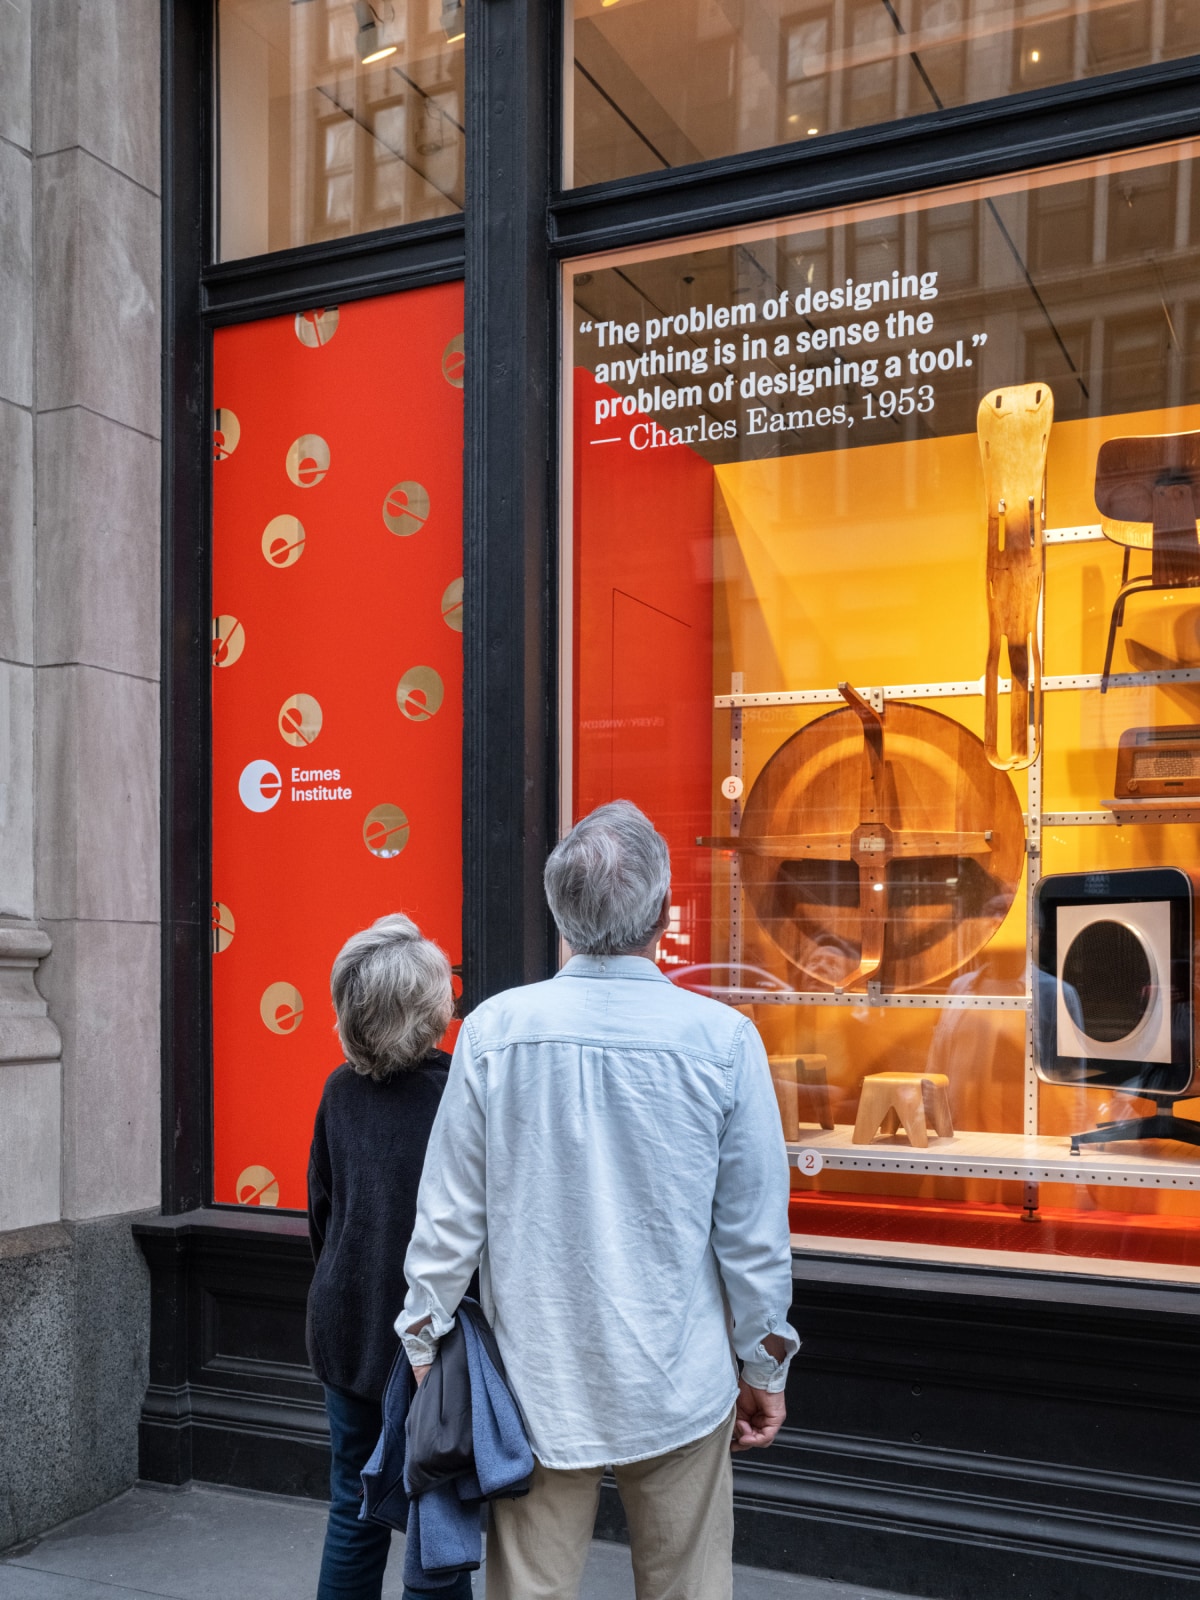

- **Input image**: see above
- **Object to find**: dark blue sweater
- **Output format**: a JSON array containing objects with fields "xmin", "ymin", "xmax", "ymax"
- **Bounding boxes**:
[{"xmin": 306, "ymin": 1052, "xmax": 451, "ymax": 1402}]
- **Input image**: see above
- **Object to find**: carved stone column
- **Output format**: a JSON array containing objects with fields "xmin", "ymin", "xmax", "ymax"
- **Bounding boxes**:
[
  {"xmin": 0, "ymin": 922, "xmax": 63, "ymax": 1229},
  {"xmin": 0, "ymin": 923, "xmax": 61, "ymax": 1061}
]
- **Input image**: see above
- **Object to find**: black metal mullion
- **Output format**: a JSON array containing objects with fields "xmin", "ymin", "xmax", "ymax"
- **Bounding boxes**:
[
  {"xmin": 461, "ymin": 0, "xmax": 558, "ymax": 1010},
  {"xmin": 550, "ymin": 55, "xmax": 1200, "ymax": 254},
  {"xmin": 160, "ymin": 0, "xmax": 214, "ymax": 1214},
  {"xmin": 201, "ymin": 216, "xmax": 466, "ymax": 324}
]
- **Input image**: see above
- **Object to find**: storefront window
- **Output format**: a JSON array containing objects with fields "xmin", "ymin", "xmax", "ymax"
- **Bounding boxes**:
[
  {"xmin": 565, "ymin": 1, "xmax": 1200, "ymax": 188},
  {"xmin": 565, "ymin": 139, "xmax": 1200, "ymax": 1274},
  {"xmin": 217, "ymin": 0, "xmax": 464, "ymax": 261},
  {"xmin": 211, "ymin": 286, "xmax": 464, "ymax": 1207}
]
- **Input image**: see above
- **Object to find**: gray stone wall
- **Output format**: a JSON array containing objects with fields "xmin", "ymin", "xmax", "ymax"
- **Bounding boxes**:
[
  {"xmin": 0, "ymin": 0, "xmax": 162, "ymax": 1546},
  {"xmin": 0, "ymin": 1216, "xmax": 153, "ymax": 1550}
]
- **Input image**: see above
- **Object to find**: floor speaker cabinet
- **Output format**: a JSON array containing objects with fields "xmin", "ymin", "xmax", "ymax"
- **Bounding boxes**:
[{"xmin": 1034, "ymin": 867, "xmax": 1200, "ymax": 1151}]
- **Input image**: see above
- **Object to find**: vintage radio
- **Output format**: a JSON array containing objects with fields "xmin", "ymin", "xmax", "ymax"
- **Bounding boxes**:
[
  {"xmin": 1034, "ymin": 868, "xmax": 1200, "ymax": 1151},
  {"xmin": 1114, "ymin": 725, "xmax": 1200, "ymax": 799}
]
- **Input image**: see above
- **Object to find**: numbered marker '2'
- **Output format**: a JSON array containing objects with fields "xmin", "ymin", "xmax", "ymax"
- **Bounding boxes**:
[{"xmin": 796, "ymin": 1148, "xmax": 824, "ymax": 1176}]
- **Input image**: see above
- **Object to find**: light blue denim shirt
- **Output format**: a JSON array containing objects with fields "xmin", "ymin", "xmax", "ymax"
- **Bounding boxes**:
[{"xmin": 399, "ymin": 955, "xmax": 800, "ymax": 1469}]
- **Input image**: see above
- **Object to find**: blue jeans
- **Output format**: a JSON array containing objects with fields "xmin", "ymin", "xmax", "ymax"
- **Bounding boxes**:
[{"xmin": 317, "ymin": 1384, "xmax": 474, "ymax": 1600}]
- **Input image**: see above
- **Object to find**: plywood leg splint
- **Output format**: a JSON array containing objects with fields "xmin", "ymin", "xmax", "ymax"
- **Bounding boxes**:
[{"xmin": 978, "ymin": 382, "xmax": 1053, "ymax": 771}]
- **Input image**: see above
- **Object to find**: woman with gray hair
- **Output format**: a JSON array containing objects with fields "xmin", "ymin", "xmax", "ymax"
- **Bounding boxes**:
[{"xmin": 307, "ymin": 913, "xmax": 470, "ymax": 1600}]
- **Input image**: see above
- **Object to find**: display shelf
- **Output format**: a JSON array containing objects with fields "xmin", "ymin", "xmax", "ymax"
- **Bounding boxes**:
[
  {"xmin": 713, "ymin": 666, "xmax": 1200, "ymax": 710},
  {"xmin": 1044, "ymin": 523, "xmax": 1103, "ymax": 543},
  {"xmin": 1043, "ymin": 668, "xmax": 1200, "ymax": 691},
  {"xmin": 786, "ymin": 1127, "xmax": 1200, "ymax": 1189},
  {"xmin": 1101, "ymin": 798, "xmax": 1200, "ymax": 821},
  {"xmin": 704, "ymin": 986, "xmax": 1026, "ymax": 1010},
  {"xmin": 1044, "ymin": 808, "xmax": 1200, "ymax": 825}
]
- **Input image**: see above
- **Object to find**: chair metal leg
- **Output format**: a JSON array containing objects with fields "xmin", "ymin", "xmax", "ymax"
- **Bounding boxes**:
[
  {"xmin": 1101, "ymin": 552, "xmax": 1133, "ymax": 692},
  {"xmin": 1100, "ymin": 601, "xmax": 1121, "ymax": 694},
  {"xmin": 1071, "ymin": 1111, "xmax": 1200, "ymax": 1152},
  {"xmin": 1100, "ymin": 573, "xmax": 1157, "ymax": 693}
]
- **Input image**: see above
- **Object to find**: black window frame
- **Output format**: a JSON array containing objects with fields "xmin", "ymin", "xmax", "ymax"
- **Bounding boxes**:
[{"xmin": 162, "ymin": 0, "xmax": 1200, "ymax": 1221}]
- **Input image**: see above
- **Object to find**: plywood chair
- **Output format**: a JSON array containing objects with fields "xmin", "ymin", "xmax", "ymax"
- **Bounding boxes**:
[{"xmin": 1096, "ymin": 430, "xmax": 1200, "ymax": 692}]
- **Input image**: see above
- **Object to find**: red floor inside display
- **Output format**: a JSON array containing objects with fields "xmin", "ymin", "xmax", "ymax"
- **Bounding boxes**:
[{"xmin": 789, "ymin": 1191, "xmax": 1200, "ymax": 1269}]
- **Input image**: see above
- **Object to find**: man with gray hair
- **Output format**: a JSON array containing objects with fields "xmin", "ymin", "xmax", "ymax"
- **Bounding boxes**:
[{"xmin": 401, "ymin": 800, "xmax": 798, "ymax": 1600}]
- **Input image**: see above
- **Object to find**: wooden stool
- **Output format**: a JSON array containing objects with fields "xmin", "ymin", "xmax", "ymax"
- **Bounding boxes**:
[
  {"xmin": 770, "ymin": 1055, "xmax": 833, "ymax": 1140},
  {"xmin": 852, "ymin": 1072, "xmax": 954, "ymax": 1149}
]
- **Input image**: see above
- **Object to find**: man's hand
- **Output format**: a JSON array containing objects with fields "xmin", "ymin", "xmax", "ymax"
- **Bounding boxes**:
[
  {"xmin": 412, "ymin": 1363, "xmax": 432, "ymax": 1388},
  {"xmin": 731, "ymin": 1377, "xmax": 786, "ymax": 1452}
]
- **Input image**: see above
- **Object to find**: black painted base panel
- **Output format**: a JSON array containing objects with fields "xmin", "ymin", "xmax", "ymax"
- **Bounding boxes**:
[
  {"xmin": 142, "ymin": 1417, "xmax": 331, "ymax": 1502},
  {"xmin": 136, "ymin": 1213, "xmax": 1200, "ymax": 1599},
  {"xmin": 599, "ymin": 1458, "xmax": 1200, "ymax": 1600},
  {"xmin": 720, "ymin": 1504, "xmax": 1200, "ymax": 1600}
]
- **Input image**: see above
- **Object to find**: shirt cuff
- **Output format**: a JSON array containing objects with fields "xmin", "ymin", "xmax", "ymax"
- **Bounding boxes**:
[
  {"xmin": 395, "ymin": 1302, "xmax": 455, "ymax": 1368},
  {"xmin": 740, "ymin": 1323, "xmax": 801, "ymax": 1392}
]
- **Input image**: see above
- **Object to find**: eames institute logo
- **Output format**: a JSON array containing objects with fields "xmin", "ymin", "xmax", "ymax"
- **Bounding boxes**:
[
  {"xmin": 238, "ymin": 759, "xmax": 282, "ymax": 812},
  {"xmin": 238, "ymin": 757, "xmax": 353, "ymax": 811}
]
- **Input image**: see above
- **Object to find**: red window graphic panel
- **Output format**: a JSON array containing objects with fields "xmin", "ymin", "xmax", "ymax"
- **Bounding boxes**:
[{"xmin": 211, "ymin": 286, "xmax": 464, "ymax": 1210}]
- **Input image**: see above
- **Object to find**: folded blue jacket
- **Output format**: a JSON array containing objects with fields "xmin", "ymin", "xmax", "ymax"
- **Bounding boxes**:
[{"xmin": 360, "ymin": 1298, "xmax": 533, "ymax": 1590}]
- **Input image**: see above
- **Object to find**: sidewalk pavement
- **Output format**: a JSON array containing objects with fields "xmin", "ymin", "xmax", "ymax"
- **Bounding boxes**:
[{"xmin": 0, "ymin": 1482, "xmax": 919, "ymax": 1600}]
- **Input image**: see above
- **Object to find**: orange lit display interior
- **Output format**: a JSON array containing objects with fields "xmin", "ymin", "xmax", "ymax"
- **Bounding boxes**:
[
  {"xmin": 574, "ymin": 386, "xmax": 1200, "ymax": 1271},
  {"xmin": 211, "ymin": 286, "xmax": 464, "ymax": 1210},
  {"xmin": 717, "ymin": 406, "xmax": 1200, "ymax": 1270}
]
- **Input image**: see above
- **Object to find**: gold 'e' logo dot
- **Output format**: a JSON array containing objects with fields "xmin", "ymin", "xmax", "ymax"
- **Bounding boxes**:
[
  {"xmin": 295, "ymin": 306, "xmax": 339, "ymax": 347},
  {"xmin": 211, "ymin": 901, "xmax": 235, "ymax": 953},
  {"xmin": 441, "ymin": 578, "xmax": 463, "ymax": 632},
  {"xmin": 382, "ymin": 481, "xmax": 431, "ymax": 537},
  {"xmin": 396, "ymin": 666, "xmax": 444, "ymax": 722},
  {"xmin": 212, "ymin": 615, "xmax": 245, "ymax": 668},
  {"xmin": 262, "ymin": 514, "xmax": 306, "ymax": 568},
  {"xmin": 278, "ymin": 693, "xmax": 323, "ymax": 747},
  {"xmin": 286, "ymin": 434, "xmax": 331, "ymax": 488},
  {"xmin": 260, "ymin": 982, "xmax": 304, "ymax": 1035},
  {"xmin": 442, "ymin": 334, "xmax": 465, "ymax": 388},
  {"xmin": 236, "ymin": 1165, "xmax": 279, "ymax": 1207},
  {"xmin": 363, "ymin": 804, "xmax": 410, "ymax": 858},
  {"xmin": 213, "ymin": 409, "xmax": 240, "ymax": 461}
]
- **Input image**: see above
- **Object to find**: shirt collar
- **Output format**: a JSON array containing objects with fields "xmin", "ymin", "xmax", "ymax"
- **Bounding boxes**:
[{"xmin": 556, "ymin": 954, "xmax": 672, "ymax": 983}]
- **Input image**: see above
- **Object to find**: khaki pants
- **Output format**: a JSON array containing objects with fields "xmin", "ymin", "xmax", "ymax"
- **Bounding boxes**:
[{"xmin": 485, "ymin": 1409, "xmax": 735, "ymax": 1600}]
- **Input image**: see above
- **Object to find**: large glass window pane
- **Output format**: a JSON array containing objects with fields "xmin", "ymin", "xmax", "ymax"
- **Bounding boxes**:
[
  {"xmin": 564, "ymin": 140, "xmax": 1200, "ymax": 1276},
  {"xmin": 566, "ymin": 1, "xmax": 1200, "ymax": 188},
  {"xmin": 217, "ymin": 0, "xmax": 464, "ymax": 261},
  {"xmin": 211, "ymin": 287, "xmax": 465, "ymax": 1207}
]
